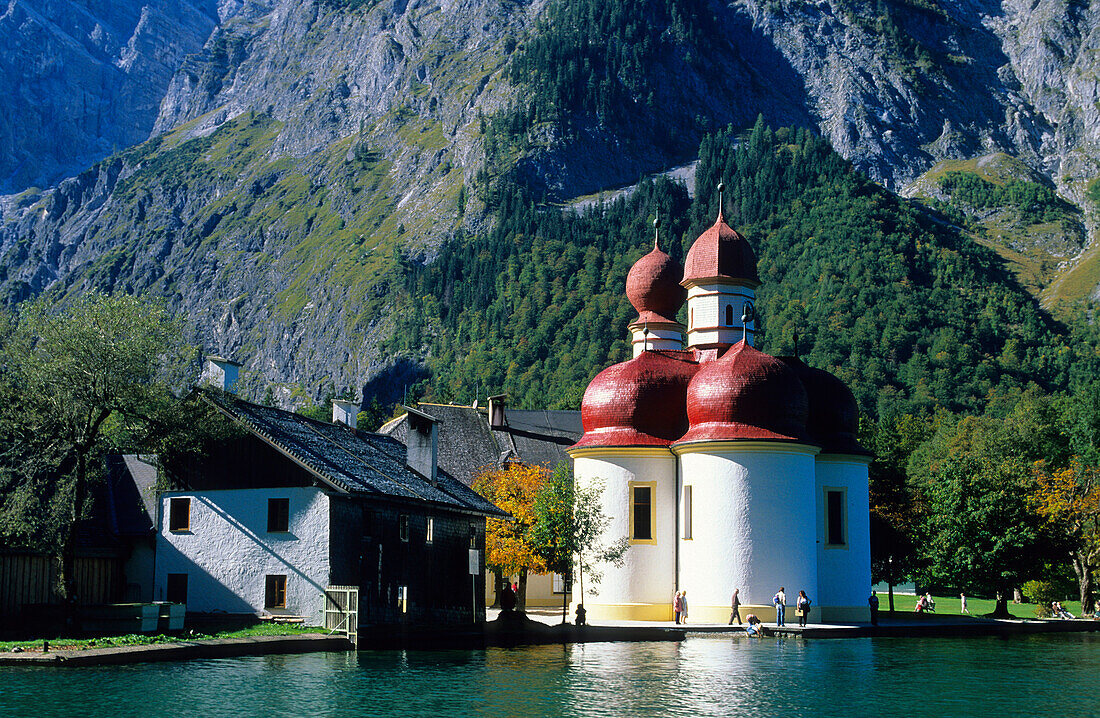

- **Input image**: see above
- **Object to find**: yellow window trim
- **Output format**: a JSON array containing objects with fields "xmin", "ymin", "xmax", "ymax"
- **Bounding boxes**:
[{"xmin": 628, "ymin": 480, "xmax": 657, "ymax": 545}]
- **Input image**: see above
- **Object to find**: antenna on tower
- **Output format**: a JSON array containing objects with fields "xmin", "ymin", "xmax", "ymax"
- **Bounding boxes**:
[{"xmin": 741, "ymin": 300, "xmax": 755, "ymax": 344}]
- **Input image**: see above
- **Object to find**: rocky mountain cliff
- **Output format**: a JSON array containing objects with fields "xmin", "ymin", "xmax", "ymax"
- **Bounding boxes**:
[
  {"xmin": 1, "ymin": 0, "xmax": 1098, "ymax": 404},
  {"xmin": 0, "ymin": 0, "xmax": 234, "ymax": 193}
]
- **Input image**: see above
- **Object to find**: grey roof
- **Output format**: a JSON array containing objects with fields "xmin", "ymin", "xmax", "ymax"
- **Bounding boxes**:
[
  {"xmin": 379, "ymin": 404, "xmax": 582, "ymax": 486},
  {"xmin": 491, "ymin": 410, "xmax": 582, "ymax": 472},
  {"xmin": 103, "ymin": 455, "xmax": 157, "ymax": 537},
  {"xmin": 202, "ymin": 391, "xmax": 505, "ymax": 517}
]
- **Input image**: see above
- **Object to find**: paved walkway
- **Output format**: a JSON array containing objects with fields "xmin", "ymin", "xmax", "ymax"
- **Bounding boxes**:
[{"xmin": 488, "ymin": 608, "xmax": 1100, "ymax": 639}]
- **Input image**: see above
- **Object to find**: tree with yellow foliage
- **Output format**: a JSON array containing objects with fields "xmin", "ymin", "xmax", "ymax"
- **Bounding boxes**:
[
  {"xmin": 473, "ymin": 462, "xmax": 549, "ymax": 610},
  {"xmin": 1032, "ymin": 459, "xmax": 1100, "ymax": 614}
]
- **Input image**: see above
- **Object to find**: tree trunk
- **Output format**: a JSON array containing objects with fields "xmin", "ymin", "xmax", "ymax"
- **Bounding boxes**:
[
  {"xmin": 518, "ymin": 567, "xmax": 528, "ymax": 612},
  {"xmin": 578, "ymin": 554, "xmax": 585, "ymax": 609},
  {"xmin": 490, "ymin": 568, "xmax": 503, "ymax": 608},
  {"xmin": 59, "ymin": 453, "xmax": 89, "ymax": 600},
  {"xmin": 1073, "ymin": 551, "xmax": 1095, "ymax": 615},
  {"xmin": 888, "ymin": 583, "xmax": 895, "ymax": 612},
  {"xmin": 992, "ymin": 588, "xmax": 1011, "ymax": 618},
  {"xmin": 58, "ymin": 450, "xmax": 90, "ymax": 633}
]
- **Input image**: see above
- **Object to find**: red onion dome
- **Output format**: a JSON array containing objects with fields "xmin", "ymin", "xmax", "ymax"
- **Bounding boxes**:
[
  {"xmin": 681, "ymin": 211, "xmax": 760, "ymax": 287},
  {"xmin": 573, "ymin": 351, "xmax": 700, "ymax": 449},
  {"xmin": 676, "ymin": 342, "xmax": 809, "ymax": 444},
  {"xmin": 779, "ymin": 357, "xmax": 870, "ymax": 456},
  {"xmin": 626, "ymin": 244, "xmax": 685, "ymax": 324}
]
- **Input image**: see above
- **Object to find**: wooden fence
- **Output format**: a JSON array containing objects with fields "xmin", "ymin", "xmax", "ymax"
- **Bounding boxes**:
[{"xmin": 0, "ymin": 553, "xmax": 122, "ymax": 616}]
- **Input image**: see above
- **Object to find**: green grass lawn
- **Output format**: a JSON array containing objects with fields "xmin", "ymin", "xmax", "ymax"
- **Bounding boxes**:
[
  {"xmin": 879, "ymin": 592, "xmax": 1087, "ymax": 619},
  {"xmin": 0, "ymin": 622, "xmax": 320, "ymax": 653}
]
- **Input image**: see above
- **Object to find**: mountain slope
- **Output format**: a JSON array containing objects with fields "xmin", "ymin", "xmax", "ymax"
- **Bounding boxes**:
[{"xmin": 1, "ymin": 0, "xmax": 1098, "ymax": 404}]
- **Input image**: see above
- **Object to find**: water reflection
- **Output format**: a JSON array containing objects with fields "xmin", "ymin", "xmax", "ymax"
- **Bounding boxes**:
[{"xmin": 1, "ymin": 635, "xmax": 1098, "ymax": 717}]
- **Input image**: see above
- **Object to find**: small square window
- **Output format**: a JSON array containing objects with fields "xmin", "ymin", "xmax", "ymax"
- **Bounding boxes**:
[
  {"xmin": 169, "ymin": 497, "xmax": 190, "ymax": 532},
  {"xmin": 267, "ymin": 498, "xmax": 290, "ymax": 532},
  {"xmin": 426, "ymin": 517, "xmax": 434, "ymax": 544},
  {"xmin": 166, "ymin": 573, "xmax": 188, "ymax": 604},
  {"xmin": 399, "ymin": 514, "xmax": 409, "ymax": 542},
  {"xmin": 265, "ymin": 575, "xmax": 287, "ymax": 608}
]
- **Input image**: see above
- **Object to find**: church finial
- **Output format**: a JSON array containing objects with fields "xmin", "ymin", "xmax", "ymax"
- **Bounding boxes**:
[
  {"xmin": 653, "ymin": 211, "xmax": 661, "ymax": 250},
  {"xmin": 717, "ymin": 182, "xmax": 725, "ymax": 221}
]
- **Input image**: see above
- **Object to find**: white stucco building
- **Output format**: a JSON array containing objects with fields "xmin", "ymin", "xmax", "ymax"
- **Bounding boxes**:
[{"xmin": 568, "ymin": 199, "xmax": 872, "ymax": 624}]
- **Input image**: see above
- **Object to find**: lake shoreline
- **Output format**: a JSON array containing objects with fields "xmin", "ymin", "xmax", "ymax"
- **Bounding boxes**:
[{"xmin": 3, "ymin": 613, "xmax": 1097, "ymax": 667}]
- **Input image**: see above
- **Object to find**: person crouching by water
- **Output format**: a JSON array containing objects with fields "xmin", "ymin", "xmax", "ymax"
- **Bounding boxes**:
[
  {"xmin": 745, "ymin": 614, "xmax": 763, "ymax": 637},
  {"xmin": 796, "ymin": 590, "xmax": 812, "ymax": 627}
]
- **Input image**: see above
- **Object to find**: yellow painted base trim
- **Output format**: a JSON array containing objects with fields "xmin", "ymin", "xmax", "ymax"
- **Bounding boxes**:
[{"xmin": 573, "ymin": 602, "xmax": 674, "ymax": 622}]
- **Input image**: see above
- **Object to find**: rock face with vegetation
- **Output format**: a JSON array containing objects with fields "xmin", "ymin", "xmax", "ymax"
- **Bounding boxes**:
[{"xmin": 1, "ymin": 0, "xmax": 1099, "ymax": 408}]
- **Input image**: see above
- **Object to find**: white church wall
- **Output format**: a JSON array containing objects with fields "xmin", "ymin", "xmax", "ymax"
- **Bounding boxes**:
[
  {"xmin": 573, "ymin": 450, "xmax": 677, "ymax": 620},
  {"xmin": 156, "ymin": 487, "xmax": 330, "ymax": 625},
  {"xmin": 677, "ymin": 443, "xmax": 818, "ymax": 623},
  {"xmin": 815, "ymin": 455, "xmax": 872, "ymax": 622}
]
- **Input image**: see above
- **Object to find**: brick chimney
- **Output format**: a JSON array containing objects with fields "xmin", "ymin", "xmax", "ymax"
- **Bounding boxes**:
[
  {"xmin": 404, "ymin": 405, "xmax": 439, "ymax": 486},
  {"xmin": 201, "ymin": 356, "xmax": 241, "ymax": 393},
  {"xmin": 488, "ymin": 394, "xmax": 507, "ymax": 429},
  {"xmin": 332, "ymin": 399, "xmax": 359, "ymax": 429}
]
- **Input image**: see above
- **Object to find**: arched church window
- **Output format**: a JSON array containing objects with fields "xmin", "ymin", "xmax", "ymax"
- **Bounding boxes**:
[{"xmin": 725, "ymin": 304, "xmax": 734, "ymax": 326}]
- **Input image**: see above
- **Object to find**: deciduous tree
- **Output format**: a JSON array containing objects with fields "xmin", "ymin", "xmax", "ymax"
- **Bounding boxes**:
[
  {"xmin": 910, "ymin": 398, "xmax": 1072, "ymax": 616},
  {"xmin": 0, "ymin": 293, "xmax": 188, "ymax": 601},
  {"xmin": 472, "ymin": 462, "xmax": 548, "ymax": 609},
  {"xmin": 529, "ymin": 463, "xmax": 627, "ymax": 623},
  {"xmin": 1032, "ymin": 459, "xmax": 1100, "ymax": 613}
]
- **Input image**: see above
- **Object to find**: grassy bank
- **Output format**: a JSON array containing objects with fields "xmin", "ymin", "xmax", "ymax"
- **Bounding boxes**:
[
  {"xmin": 879, "ymin": 593, "xmax": 1088, "ymax": 619},
  {"xmin": 0, "ymin": 623, "xmax": 319, "ymax": 653}
]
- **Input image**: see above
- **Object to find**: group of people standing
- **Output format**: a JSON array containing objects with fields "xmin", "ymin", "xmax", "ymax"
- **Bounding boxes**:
[
  {"xmin": 673, "ymin": 590, "xmax": 689, "ymax": 624},
  {"xmin": 724, "ymin": 587, "xmax": 813, "ymax": 628}
]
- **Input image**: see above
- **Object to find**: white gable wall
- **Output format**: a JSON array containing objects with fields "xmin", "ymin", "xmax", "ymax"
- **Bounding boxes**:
[{"xmin": 156, "ymin": 487, "xmax": 330, "ymax": 625}]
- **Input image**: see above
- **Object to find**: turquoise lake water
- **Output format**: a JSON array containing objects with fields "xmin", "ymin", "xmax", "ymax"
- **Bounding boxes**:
[{"xmin": 2, "ymin": 634, "xmax": 1098, "ymax": 717}]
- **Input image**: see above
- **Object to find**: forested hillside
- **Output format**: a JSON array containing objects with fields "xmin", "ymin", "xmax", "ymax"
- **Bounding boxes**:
[{"xmin": 403, "ymin": 121, "xmax": 1100, "ymax": 419}]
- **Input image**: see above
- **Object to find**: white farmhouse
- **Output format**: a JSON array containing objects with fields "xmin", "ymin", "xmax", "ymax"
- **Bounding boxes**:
[{"xmin": 156, "ymin": 385, "xmax": 505, "ymax": 627}]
